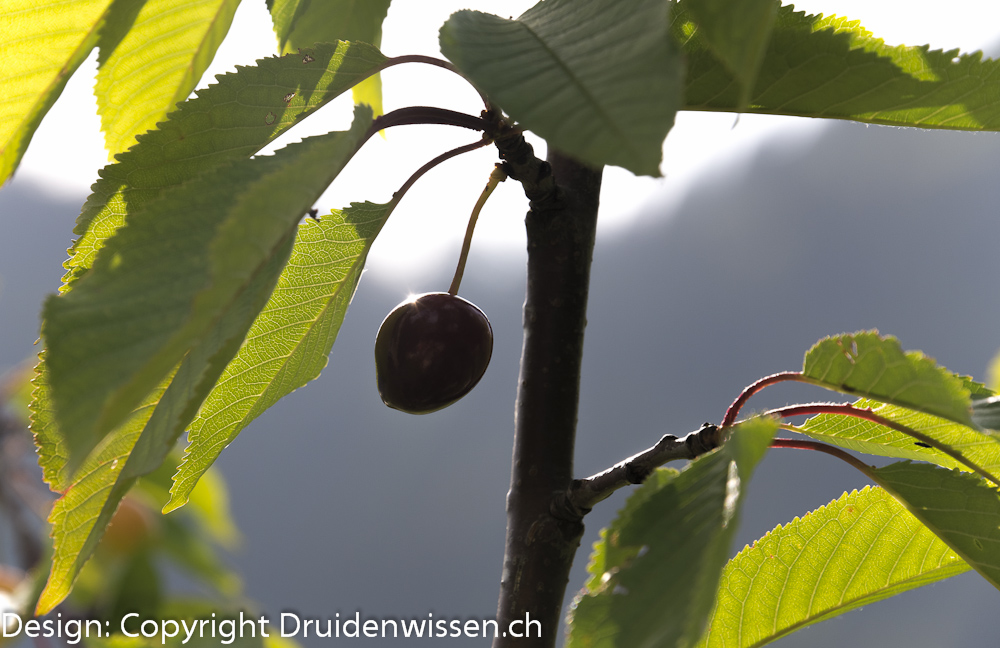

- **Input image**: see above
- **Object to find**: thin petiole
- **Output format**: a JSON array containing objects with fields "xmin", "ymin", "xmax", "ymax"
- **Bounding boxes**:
[
  {"xmin": 366, "ymin": 106, "xmax": 488, "ymax": 142},
  {"xmin": 389, "ymin": 139, "xmax": 493, "ymax": 208},
  {"xmin": 770, "ymin": 437, "xmax": 876, "ymax": 478},
  {"xmin": 721, "ymin": 371, "xmax": 810, "ymax": 427}
]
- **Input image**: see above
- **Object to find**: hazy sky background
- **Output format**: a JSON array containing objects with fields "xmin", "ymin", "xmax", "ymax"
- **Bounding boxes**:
[{"xmin": 3, "ymin": 1, "xmax": 1000, "ymax": 646}]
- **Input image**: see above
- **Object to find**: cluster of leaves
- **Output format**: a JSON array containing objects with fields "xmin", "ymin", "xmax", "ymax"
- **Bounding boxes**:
[
  {"xmin": 2, "ymin": 0, "xmax": 1000, "ymax": 644},
  {"xmin": 567, "ymin": 332, "xmax": 1000, "ymax": 647}
]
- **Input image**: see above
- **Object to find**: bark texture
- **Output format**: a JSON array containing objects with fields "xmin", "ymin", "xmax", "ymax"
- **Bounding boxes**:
[{"xmin": 492, "ymin": 148, "xmax": 602, "ymax": 648}]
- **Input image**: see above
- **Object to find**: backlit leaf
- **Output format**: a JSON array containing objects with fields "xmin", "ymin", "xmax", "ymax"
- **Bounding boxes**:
[
  {"xmin": 165, "ymin": 201, "xmax": 394, "ymax": 512},
  {"xmin": 43, "ymin": 109, "xmax": 373, "ymax": 473},
  {"xmin": 66, "ymin": 40, "xmax": 386, "ymax": 288},
  {"xmin": 872, "ymin": 461, "xmax": 1000, "ymax": 590},
  {"xmin": 802, "ymin": 331, "xmax": 973, "ymax": 425},
  {"xmin": 796, "ymin": 398, "xmax": 1000, "ymax": 484},
  {"xmin": 268, "ymin": 0, "xmax": 391, "ymax": 116},
  {"xmin": 697, "ymin": 486, "xmax": 968, "ymax": 647},
  {"xmin": 0, "ymin": 0, "xmax": 114, "ymax": 184},
  {"xmin": 95, "ymin": 0, "xmax": 241, "ymax": 157},
  {"xmin": 36, "ymin": 231, "xmax": 293, "ymax": 614}
]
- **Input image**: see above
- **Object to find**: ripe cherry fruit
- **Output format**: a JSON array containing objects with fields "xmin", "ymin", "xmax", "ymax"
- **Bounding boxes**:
[{"xmin": 374, "ymin": 292, "xmax": 493, "ymax": 414}]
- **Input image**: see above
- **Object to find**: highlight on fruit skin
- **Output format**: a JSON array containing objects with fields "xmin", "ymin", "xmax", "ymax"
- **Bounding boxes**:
[{"xmin": 374, "ymin": 292, "xmax": 493, "ymax": 414}]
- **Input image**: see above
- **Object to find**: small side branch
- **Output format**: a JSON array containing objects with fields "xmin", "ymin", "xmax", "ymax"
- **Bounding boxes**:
[{"xmin": 561, "ymin": 423, "xmax": 722, "ymax": 516}]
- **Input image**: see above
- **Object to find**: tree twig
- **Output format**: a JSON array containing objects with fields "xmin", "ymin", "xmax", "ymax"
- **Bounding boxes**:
[{"xmin": 560, "ymin": 423, "xmax": 722, "ymax": 516}]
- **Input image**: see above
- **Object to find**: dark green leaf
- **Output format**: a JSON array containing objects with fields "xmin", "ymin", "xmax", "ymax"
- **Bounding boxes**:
[
  {"xmin": 441, "ymin": 0, "xmax": 681, "ymax": 176},
  {"xmin": 66, "ymin": 40, "xmax": 386, "ymax": 288},
  {"xmin": 872, "ymin": 461, "xmax": 1000, "ymax": 590},
  {"xmin": 566, "ymin": 417, "xmax": 777, "ymax": 648},
  {"xmin": 166, "ymin": 201, "xmax": 393, "ymax": 512},
  {"xmin": 43, "ymin": 109, "xmax": 373, "ymax": 471},
  {"xmin": 683, "ymin": 0, "xmax": 776, "ymax": 108},
  {"xmin": 678, "ymin": 3, "xmax": 1000, "ymax": 130},
  {"xmin": 36, "ymin": 231, "xmax": 293, "ymax": 614},
  {"xmin": 697, "ymin": 486, "xmax": 968, "ymax": 647}
]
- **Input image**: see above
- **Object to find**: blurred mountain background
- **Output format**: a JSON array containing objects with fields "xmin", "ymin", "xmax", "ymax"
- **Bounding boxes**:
[{"xmin": 2, "ymin": 115, "xmax": 998, "ymax": 645}]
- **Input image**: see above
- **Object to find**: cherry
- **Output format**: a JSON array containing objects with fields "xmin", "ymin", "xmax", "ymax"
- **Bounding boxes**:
[{"xmin": 374, "ymin": 292, "xmax": 493, "ymax": 414}]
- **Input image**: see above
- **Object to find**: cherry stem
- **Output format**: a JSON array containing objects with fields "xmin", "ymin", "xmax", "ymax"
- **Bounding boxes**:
[
  {"xmin": 765, "ymin": 402, "xmax": 999, "ymax": 486},
  {"xmin": 388, "ymin": 139, "xmax": 494, "ymax": 208},
  {"xmin": 449, "ymin": 165, "xmax": 507, "ymax": 296},
  {"xmin": 770, "ymin": 437, "xmax": 876, "ymax": 478},
  {"xmin": 721, "ymin": 371, "xmax": 809, "ymax": 427},
  {"xmin": 381, "ymin": 55, "xmax": 491, "ymax": 108}
]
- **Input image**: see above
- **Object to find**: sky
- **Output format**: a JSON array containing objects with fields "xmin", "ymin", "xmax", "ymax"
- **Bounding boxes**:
[{"xmin": 14, "ymin": 0, "xmax": 1000, "ymax": 275}]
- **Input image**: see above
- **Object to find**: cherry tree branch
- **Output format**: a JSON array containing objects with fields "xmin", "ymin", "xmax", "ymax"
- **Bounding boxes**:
[
  {"xmin": 560, "ymin": 423, "xmax": 722, "ymax": 516},
  {"xmin": 493, "ymin": 146, "xmax": 600, "ymax": 648}
]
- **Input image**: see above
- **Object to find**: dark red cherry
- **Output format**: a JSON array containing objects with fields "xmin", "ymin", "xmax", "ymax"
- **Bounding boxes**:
[{"xmin": 374, "ymin": 292, "xmax": 493, "ymax": 414}]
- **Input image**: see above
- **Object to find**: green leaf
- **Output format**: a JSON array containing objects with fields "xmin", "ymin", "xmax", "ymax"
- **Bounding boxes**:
[
  {"xmin": 683, "ymin": 0, "xmax": 776, "ymax": 108},
  {"xmin": 696, "ymin": 486, "xmax": 968, "ymax": 648},
  {"xmin": 566, "ymin": 417, "xmax": 777, "ymax": 648},
  {"xmin": 678, "ymin": 3, "xmax": 1000, "ymax": 130},
  {"xmin": 796, "ymin": 398, "xmax": 1000, "ymax": 484},
  {"xmin": 36, "ymin": 231, "xmax": 294, "ymax": 614},
  {"xmin": 440, "ymin": 0, "xmax": 682, "ymax": 176},
  {"xmin": 95, "ymin": 0, "xmax": 241, "ymax": 157},
  {"xmin": 0, "ymin": 0, "xmax": 115, "ymax": 184},
  {"xmin": 39, "ymin": 382, "xmax": 163, "ymax": 615},
  {"xmin": 66, "ymin": 40, "xmax": 387, "ymax": 288},
  {"xmin": 872, "ymin": 461, "xmax": 1000, "ymax": 590},
  {"xmin": 268, "ymin": 0, "xmax": 391, "ymax": 116},
  {"xmin": 165, "ymin": 201, "xmax": 393, "ymax": 512},
  {"xmin": 802, "ymin": 331, "xmax": 973, "ymax": 426},
  {"xmin": 30, "ymin": 356, "xmax": 72, "ymax": 492},
  {"xmin": 43, "ymin": 109, "xmax": 373, "ymax": 472}
]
